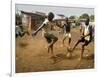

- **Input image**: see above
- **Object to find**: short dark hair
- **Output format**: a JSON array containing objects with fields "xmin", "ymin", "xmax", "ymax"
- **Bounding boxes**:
[
  {"xmin": 65, "ymin": 17, "xmax": 68, "ymax": 23},
  {"xmin": 48, "ymin": 12, "xmax": 54, "ymax": 21}
]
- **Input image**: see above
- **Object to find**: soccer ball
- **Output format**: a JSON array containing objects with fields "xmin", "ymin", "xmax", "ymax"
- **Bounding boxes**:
[{"xmin": 67, "ymin": 46, "xmax": 72, "ymax": 52}]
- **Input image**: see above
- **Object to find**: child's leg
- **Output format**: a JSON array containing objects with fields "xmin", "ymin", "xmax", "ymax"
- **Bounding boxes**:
[
  {"xmin": 44, "ymin": 33, "xmax": 58, "ymax": 56},
  {"xmin": 72, "ymin": 38, "xmax": 83, "ymax": 51},
  {"xmin": 62, "ymin": 34, "xmax": 67, "ymax": 46},
  {"xmin": 44, "ymin": 33, "xmax": 51, "ymax": 53},
  {"xmin": 48, "ymin": 44, "xmax": 53, "ymax": 55},
  {"xmin": 79, "ymin": 44, "xmax": 85, "ymax": 60},
  {"xmin": 62, "ymin": 36, "xmax": 66, "ymax": 45},
  {"xmin": 50, "ymin": 44, "xmax": 53, "ymax": 54},
  {"xmin": 68, "ymin": 33, "xmax": 71, "ymax": 47},
  {"xmin": 69, "ymin": 38, "xmax": 71, "ymax": 45},
  {"xmin": 79, "ymin": 40, "xmax": 91, "ymax": 60},
  {"xmin": 49, "ymin": 36, "xmax": 58, "ymax": 55},
  {"xmin": 48, "ymin": 45, "xmax": 50, "ymax": 53},
  {"xmin": 48, "ymin": 39, "xmax": 53, "ymax": 54}
]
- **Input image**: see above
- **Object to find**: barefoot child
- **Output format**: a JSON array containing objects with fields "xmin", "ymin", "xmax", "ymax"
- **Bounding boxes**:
[
  {"xmin": 72, "ymin": 18, "xmax": 93, "ymax": 60},
  {"xmin": 62, "ymin": 17, "xmax": 71, "ymax": 48},
  {"xmin": 32, "ymin": 12, "xmax": 58, "ymax": 57}
]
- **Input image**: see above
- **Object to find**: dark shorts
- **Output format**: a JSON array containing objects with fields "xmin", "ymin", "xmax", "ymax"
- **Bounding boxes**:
[
  {"xmin": 79, "ymin": 37, "xmax": 91, "ymax": 46},
  {"xmin": 44, "ymin": 33, "xmax": 58, "ymax": 43}
]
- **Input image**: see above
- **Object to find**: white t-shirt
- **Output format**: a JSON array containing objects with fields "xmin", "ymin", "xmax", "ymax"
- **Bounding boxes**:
[{"xmin": 43, "ymin": 18, "xmax": 49, "ymax": 25}]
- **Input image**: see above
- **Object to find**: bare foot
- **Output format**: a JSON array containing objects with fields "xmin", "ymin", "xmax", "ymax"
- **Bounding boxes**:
[{"xmin": 78, "ymin": 58, "xmax": 82, "ymax": 61}]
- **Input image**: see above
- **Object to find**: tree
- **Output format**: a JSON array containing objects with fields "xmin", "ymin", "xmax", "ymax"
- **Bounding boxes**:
[
  {"xmin": 90, "ymin": 15, "xmax": 94, "ymax": 22},
  {"xmin": 81, "ymin": 13, "xmax": 89, "ymax": 19},
  {"xmin": 69, "ymin": 15, "xmax": 76, "ymax": 19}
]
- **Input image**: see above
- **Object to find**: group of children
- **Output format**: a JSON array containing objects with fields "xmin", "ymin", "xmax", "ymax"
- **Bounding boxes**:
[{"xmin": 32, "ymin": 12, "xmax": 93, "ymax": 61}]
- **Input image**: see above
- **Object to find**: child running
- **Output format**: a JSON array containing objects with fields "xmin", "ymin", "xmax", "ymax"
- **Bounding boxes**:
[
  {"xmin": 32, "ymin": 12, "xmax": 58, "ymax": 57},
  {"xmin": 62, "ymin": 17, "xmax": 71, "ymax": 49},
  {"xmin": 72, "ymin": 18, "xmax": 93, "ymax": 60}
]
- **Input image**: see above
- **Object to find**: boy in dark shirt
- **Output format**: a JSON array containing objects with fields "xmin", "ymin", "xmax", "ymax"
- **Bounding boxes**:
[{"xmin": 62, "ymin": 17, "xmax": 71, "ymax": 49}]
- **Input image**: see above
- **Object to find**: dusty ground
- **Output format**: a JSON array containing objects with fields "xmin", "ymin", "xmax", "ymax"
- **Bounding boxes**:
[{"xmin": 16, "ymin": 28, "xmax": 94, "ymax": 73}]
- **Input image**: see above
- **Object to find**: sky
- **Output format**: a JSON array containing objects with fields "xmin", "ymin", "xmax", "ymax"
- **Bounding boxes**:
[{"xmin": 16, "ymin": 4, "xmax": 94, "ymax": 19}]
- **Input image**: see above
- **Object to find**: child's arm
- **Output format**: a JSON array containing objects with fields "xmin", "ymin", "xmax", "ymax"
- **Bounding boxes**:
[
  {"xmin": 32, "ymin": 18, "xmax": 48, "ymax": 35},
  {"xmin": 32, "ymin": 23, "xmax": 46, "ymax": 35},
  {"xmin": 80, "ymin": 33, "xmax": 89, "ymax": 39}
]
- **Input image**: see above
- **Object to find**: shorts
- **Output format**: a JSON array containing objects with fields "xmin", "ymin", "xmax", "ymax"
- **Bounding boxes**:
[
  {"xmin": 64, "ymin": 33, "xmax": 71, "ymax": 38},
  {"xmin": 79, "ymin": 37, "xmax": 91, "ymax": 46},
  {"xmin": 44, "ymin": 33, "xmax": 58, "ymax": 43}
]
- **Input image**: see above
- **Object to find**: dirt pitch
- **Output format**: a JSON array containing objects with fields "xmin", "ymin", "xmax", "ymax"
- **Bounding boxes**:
[{"xmin": 16, "ymin": 28, "xmax": 94, "ymax": 73}]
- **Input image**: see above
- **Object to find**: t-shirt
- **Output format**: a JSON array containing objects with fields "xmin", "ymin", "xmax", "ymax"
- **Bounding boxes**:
[
  {"xmin": 84, "ymin": 25, "xmax": 92, "ymax": 41},
  {"xmin": 64, "ymin": 22, "xmax": 71, "ymax": 33}
]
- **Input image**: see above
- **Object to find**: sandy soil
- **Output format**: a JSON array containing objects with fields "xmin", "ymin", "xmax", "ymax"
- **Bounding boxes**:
[{"xmin": 16, "ymin": 28, "xmax": 94, "ymax": 73}]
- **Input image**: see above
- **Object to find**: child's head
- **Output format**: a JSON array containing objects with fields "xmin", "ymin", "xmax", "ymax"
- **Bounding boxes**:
[
  {"xmin": 65, "ymin": 17, "xmax": 68, "ymax": 23},
  {"xmin": 48, "ymin": 12, "xmax": 54, "ymax": 21},
  {"xmin": 85, "ymin": 18, "xmax": 90, "ymax": 26}
]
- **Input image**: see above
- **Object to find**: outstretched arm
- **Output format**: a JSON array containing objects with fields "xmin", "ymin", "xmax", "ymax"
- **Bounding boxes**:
[
  {"xmin": 33, "ymin": 18, "xmax": 48, "ymax": 35},
  {"xmin": 32, "ymin": 23, "xmax": 46, "ymax": 35}
]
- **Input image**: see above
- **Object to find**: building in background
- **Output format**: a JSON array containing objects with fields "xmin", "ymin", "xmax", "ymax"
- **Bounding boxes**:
[{"xmin": 20, "ymin": 11, "xmax": 46, "ymax": 32}]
